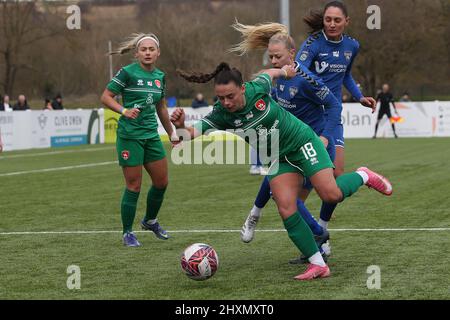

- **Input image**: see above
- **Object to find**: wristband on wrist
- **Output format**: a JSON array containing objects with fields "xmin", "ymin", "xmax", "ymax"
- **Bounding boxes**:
[
  {"xmin": 281, "ymin": 68, "xmax": 288, "ymax": 78},
  {"xmin": 120, "ymin": 107, "xmax": 126, "ymax": 115}
]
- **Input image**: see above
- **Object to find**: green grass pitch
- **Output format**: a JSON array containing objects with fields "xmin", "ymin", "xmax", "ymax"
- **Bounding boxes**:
[{"xmin": 0, "ymin": 138, "xmax": 449, "ymax": 299}]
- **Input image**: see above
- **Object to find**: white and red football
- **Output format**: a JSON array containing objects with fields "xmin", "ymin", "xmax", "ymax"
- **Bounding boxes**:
[{"xmin": 180, "ymin": 243, "xmax": 219, "ymax": 281}]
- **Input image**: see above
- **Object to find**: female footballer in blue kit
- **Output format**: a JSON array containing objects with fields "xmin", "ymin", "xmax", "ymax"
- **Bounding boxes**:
[{"xmin": 295, "ymin": 1, "xmax": 377, "ymax": 248}]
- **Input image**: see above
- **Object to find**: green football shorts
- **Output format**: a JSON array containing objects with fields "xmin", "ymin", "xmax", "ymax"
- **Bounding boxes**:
[
  {"xmin": 116, "ymin": 136, "xmax": 166, "ymax": 167},
  {"xmin": 267, "ymin": 132, "xmax": 334, "ymax": 182}
]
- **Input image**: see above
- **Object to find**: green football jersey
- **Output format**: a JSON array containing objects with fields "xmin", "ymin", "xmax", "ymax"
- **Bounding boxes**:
[
  {"xmin": 107, "ymin": 62, "xmax": 166, "ymax": 139},
  {"xmin": 193, "ymin": 73, "xmax": 314, "ymax": 163}
]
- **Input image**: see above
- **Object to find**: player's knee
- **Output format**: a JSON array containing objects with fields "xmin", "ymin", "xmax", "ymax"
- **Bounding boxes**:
[
  {"xmin": 319, "ymin": 188, "xmax": 342, "ymax": 203},
  {"xmin": 153, "ymin": 180, "xmax": 168, "ymax": 189},
  {"xmin": 153, "ymin": 176, "xmax": 168, "ymax": 189},
  {"xmin": 126, "ymin": 179, "xmax": 142, "ymax": 192},
  {"xmin": 274, "ymin": 199, "xmax": 297, "ymax": 217}
]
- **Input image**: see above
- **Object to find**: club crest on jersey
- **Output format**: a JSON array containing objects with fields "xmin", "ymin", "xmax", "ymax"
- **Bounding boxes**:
[
  {"xmin": 279, "ymin": 84, "xmax": 285, "ymax": 92},
  {"xmin": 344, "ymin": 51, "xmax": 352, "ymax": 61},
  {"xmin": 137, "ymin": 79, "xmax": 144, "ymax": 86},
  {"xmin": 147, "ymin": 81, "xmax": 153, "ymax": 87},
  {"xmin": 255, "ymin": 99, "xmax": 266, "ymax": 111},
  {"xmin": 299, "ymin": 51, "xmax": 309, "ymax": 61},
  {"xmin": 289, "ymin": 86, "xmax": 298, "ymax": 98},
  {"xmin": 155, "ymin": 79, "xmax": 161, "ymax": 88},
  {"xmin": 121, "ymin": 150, "xmax": 130, "ymax": 160},
  {"xmin": 333, "ymin": 51, "xmax": 339, "ymax": 57},
  {"xmin": 245, "ymin": 111, "xmax": 254, "ymax": 120}
]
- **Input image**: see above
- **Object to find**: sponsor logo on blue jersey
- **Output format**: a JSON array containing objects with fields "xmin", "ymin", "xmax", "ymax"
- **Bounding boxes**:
[{"xmin": 315, "ymin": 61, "xmax": 329, "ymax": 74}]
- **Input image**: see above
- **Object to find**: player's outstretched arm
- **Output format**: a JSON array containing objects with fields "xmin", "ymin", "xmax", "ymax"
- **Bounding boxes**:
[
  {"xmin": 170, "ymin": 107, "xmax": 201, "ymax": 141},
  {"xmin": 256, "ymin": 64, "xmax": 297, "ymax": 82}
]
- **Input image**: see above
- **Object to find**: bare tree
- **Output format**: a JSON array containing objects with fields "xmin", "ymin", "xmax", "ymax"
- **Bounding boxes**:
[{"xmin": 0, "ymin": 1, "xmax": 61, "ymax": 95}]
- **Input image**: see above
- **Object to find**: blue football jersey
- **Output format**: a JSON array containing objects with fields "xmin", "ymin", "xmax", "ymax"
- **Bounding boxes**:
[
  {"xmin": 296, "ymin": 30, "xmax": 363, "ymax": 102},
  {"xmin": 272, "ymin": 62, "xmax": 341, "ymax": 140}
]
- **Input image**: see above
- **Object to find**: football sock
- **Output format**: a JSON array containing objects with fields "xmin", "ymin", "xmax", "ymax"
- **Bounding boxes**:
[
  {"xmin": 250, "ymin": 147, "xmax": 259, "ymax": 166},
  {"xmin": 121, "ymin": 188, "xmax": 140, "ymax": 234},
  {"xmin": 283, "ymin": 213, "xmax": 319, "ymax": 259},
  {"xmin": 335, "ymin": 172, "xmax": 364, "ymax": 200},
  {"xmin": 308, "ymin": 251, "xmax": 326, "ymax": 267},
  {"xmin": 356, "ymin": 170, "xmax": 369, "ymax": 184},
  {"xmin": 254, "ymin": 176, "xmax": 271, "ymax": 209},
  {"xmin": 319, "ymin": 218, "xmax": 329, "ymax": 230},
  {"xmin": 144, "ymin": 186, "xmax": 167, "ymax": 222},
  {"xmin": 296, "ymin": 199, "xmax": 324, "ymax": 236},
  {"xmin": 250, "ymin": 205, "xmax": 262, "ymax": 218},
  {"xmin": 256, "ymin": 149, "xmax": 262, "ymax": 166},
  {"xmin": 319, "ymin": 202, "xmax": 338, "ymax": 224}
]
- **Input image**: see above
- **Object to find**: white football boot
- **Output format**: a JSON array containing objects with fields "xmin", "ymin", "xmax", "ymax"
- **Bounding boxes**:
[{"xmin": 240, "ymin": 213, "xmax": 260, "ymax": 243}]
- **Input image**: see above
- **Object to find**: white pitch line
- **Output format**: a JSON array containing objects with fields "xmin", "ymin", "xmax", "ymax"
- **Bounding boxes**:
[
  {"xmin": 0, "ymin": 228, "xmax": 449, "ymax": 236},
  {"xmin": 0, "ymin": 146, "xmax": 114, "ymax": 160},
  {"xmin": 0, "ymin": 161, "xmax": 116, "ymax": 177}
]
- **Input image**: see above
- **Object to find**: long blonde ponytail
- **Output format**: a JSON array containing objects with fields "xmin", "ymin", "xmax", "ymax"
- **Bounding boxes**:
[{"xmin": 229, "ymin": 21, "xmax": 290, "ymax": 56}]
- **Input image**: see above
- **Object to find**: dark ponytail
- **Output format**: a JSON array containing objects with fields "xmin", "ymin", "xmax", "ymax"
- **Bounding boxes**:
[
  {"xmin": 303, "ymin": 1, "xmax": 348, "ymax": 34},
  {"xmin": 177, "ymin": 62, "xmax": 243, "ymax": 86}
]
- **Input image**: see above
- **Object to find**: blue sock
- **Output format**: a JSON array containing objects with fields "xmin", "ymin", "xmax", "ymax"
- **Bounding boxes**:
[
  {"xmin": 254, "ymin": 177, "xmax": 271, "ymax": 208},
  {"xmin": 250, "ymin": 147, "xmax": 261, "ymax": 166},
  {"xmin": 256, "ymin": 153, "xmax": 262, "ymax": 166},
  {"xmin": 297, "ymin": 199, "xmax": 324, "ymax": 236},
  {"xmin": 320, "ymin": 202, "xmax": 338, "ymax": 222}
]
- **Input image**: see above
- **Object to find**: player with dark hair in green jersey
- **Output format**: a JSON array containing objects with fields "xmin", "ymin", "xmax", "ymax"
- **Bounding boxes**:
[
  {"xmin": 101, "ymin": 33, "xmax": 179, "ymax": 247},
  {"xmin": 170, "ymin": 62, "xmax": 392, "ymax": 280}
]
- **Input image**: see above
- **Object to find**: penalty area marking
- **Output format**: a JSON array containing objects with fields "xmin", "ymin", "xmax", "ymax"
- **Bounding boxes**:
[{"xmin": 0, "ymin": 228, "xmax": 449, "ymax": 236}]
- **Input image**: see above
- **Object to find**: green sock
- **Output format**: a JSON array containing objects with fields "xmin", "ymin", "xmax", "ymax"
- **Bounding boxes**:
[
  {"xmin": 336, "ymin": 172, "xmax": 364, "ymax": 200},
  {"xmin": 283, "ymin": 213, "xmax": 319, "ymax": 259},
  {"xmin": 121, "ymin": 189, "xmax": 140, "ymax": 234},
  {"xmin": 144, "ymin": 186, "xmax": 167, "ymax": 222}
]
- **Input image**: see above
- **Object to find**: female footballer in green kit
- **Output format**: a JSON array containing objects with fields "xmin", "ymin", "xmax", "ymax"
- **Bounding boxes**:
[
  {"xmin": 170, "ymin": 62, "xmax": 392, "ymax": 280},
  {"xmin": 101, "ymin": 33, "xmax": 178, "ymax": 247}
]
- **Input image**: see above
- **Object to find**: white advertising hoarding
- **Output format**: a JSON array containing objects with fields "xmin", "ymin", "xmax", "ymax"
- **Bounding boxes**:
[
  {"xmin": 341, "ymin": 101, "xmax": 448, "ymax": 138},
  {"xmin": 435, "ymin": 101, "xmax": 450, "ymax": 137},
  {"xmin": 0, "ymin": 109, "xmax": 104, "ymax": 151}
]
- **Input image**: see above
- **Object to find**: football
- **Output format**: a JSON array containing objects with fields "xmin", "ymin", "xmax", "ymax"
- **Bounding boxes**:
[{"xmin": 180, "ymin": 243, "xmax": 219, "ymax": 281}]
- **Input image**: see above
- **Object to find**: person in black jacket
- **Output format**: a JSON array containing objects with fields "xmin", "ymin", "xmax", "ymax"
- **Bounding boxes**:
[
  {"xmin": 373, "ymin": 84, "xmax": 399, "ymax": 138},
  {"xmin": 51, "ymin": 93, "xmax": 64, "ymax": 110},
  {"xmin": 13, "ymin": 94, "xmax": 30, "ymax": 111},
  {"xmin": 191, "ymin": 93, "xmax": 209, "ymax": 108}
]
